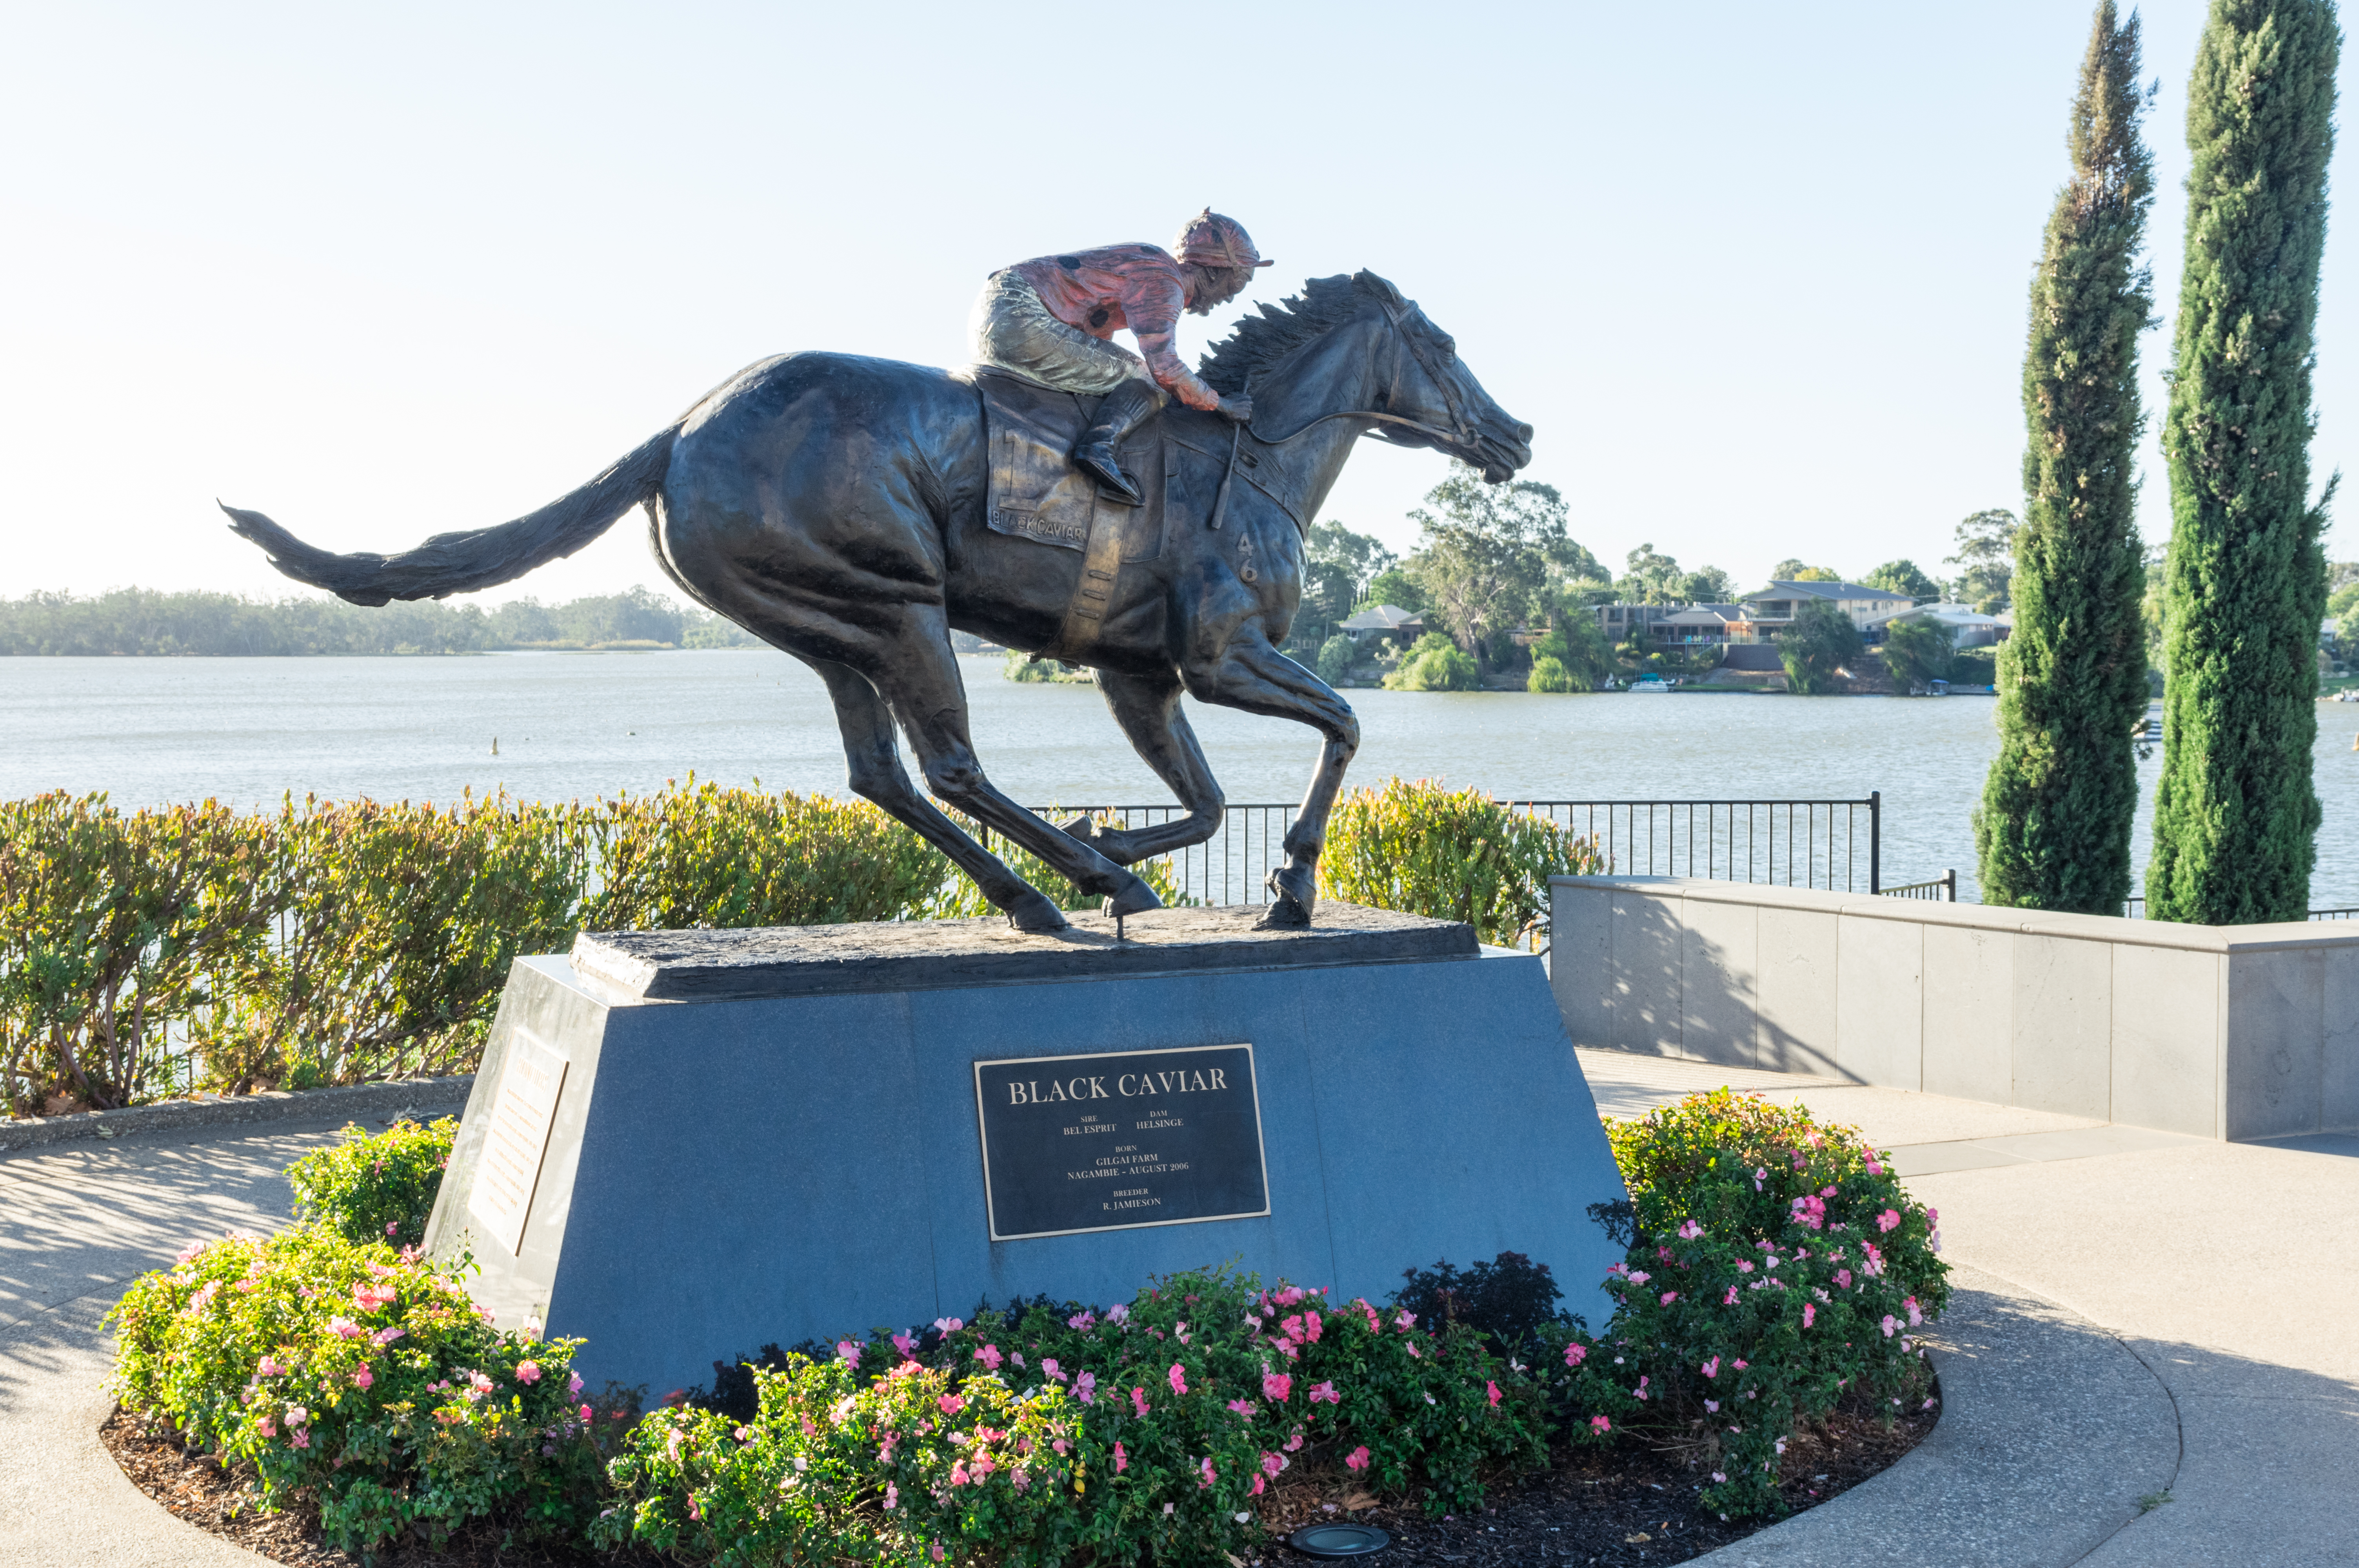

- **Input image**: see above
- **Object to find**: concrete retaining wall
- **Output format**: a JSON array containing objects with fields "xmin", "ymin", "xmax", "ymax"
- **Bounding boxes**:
[{"xmin": 1549, "ymin": 876, "xmax": 2359, "ymax": 1140}]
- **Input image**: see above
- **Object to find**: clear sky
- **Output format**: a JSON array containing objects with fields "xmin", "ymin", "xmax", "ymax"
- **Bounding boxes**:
[{"xmin": 3, "ymin": 1, "xmax": 2352, "ymax": 608}]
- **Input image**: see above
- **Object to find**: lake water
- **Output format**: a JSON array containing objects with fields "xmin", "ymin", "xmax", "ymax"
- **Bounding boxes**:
[{"xmin": 5, "ymin": 651, "xmax": 2356, "ymax": 907}]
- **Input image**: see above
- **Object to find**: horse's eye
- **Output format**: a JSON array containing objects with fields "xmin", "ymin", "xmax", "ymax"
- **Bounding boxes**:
[{"xmin": 1438, "ymin": 338, "xmax": 1457, "ymax": 360}]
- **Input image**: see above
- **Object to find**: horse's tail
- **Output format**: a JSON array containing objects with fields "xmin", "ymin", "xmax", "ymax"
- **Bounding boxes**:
[{"xmin": 218, "ymin": 428, "xmax": 678, "ymax": 605}]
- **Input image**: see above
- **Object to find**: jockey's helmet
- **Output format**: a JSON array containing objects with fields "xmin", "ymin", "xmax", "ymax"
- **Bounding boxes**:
[{"xmin": 1175, "ymin": 210, "xmax": 1273, "ymax": 274}]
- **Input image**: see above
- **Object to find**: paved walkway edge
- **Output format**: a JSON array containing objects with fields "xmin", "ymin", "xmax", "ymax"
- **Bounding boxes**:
[
  {"xmin": 0, "ymin": 1076, "xmax": 474, "ymax": 1152},
  {"xmin": 1691, "ymin": 1262, "xmax": 2181, "ymax": 1567}
]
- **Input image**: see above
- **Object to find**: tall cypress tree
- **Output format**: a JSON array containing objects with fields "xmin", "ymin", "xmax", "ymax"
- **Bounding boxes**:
[
  {"xmin": 1976, "ymin": 2, "xmax": 2157, "ymax": 914},
  {"xmin": 2148, "ymin": 0, "xmax": 2339, "ymax": 924}
]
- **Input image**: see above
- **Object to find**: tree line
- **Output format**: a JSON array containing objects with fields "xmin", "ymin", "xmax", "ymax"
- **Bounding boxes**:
[{"xmin": 0, "ymin": 586, "xmax": 761, "ymax": 656}]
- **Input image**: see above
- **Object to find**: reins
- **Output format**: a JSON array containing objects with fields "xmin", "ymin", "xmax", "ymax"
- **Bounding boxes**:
[{"xmin": 1206, "ymin": 294, "xmax": 1481, "ymax": 530}]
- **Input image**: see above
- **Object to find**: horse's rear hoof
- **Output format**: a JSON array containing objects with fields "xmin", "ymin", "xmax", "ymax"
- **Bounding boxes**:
[
  {"xmin": 1101, "ymin": 875, "xmax": 1162, "ymax": 920},
  {"xmin": 1255, "ymin": 894, "xmax": 1313, "ymax": 930},
  {"xmin": 1005, "ymin": 890, "xmax": 1069, "ymax": 934}
]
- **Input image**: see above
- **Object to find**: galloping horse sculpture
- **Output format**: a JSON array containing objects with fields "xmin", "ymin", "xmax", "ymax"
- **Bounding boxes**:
[{"xmin": 222, "ymin": 271, "xmax": 1532, "ymax": 933}]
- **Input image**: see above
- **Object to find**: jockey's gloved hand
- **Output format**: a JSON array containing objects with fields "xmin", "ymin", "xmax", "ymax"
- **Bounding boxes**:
[{"xmin": 1217, "ymin": 392, "xmax": 1255, "ymax": 425}]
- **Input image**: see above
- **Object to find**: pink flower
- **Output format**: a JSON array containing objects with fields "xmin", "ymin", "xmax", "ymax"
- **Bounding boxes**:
[
  {"xmin": 1114, "ymin": 1441, "xmax": 1128, "ymax": 1474},
  {"xmin": 1590, "ymin": 1415, "xmax": 1612, "ymax": 1434},
  {"xmin": 1677, "ymin": 1218, "xmax": 1703, "ymax": 1240},
  {"xmin": 933, "ymin": 1317, "xmax": 964, "ymax": 1334},
  {"xmin": 1705, "ymin": 1399, "xmax": 1719, "ymax": 1413},
  {"xmin": 1042, "ymin": 1357, "xmax": 1066, "ymax": 1383},
  {"xmin": 1198, "ymin": 1456, "xmax": 1217, "ymax": 1488},
  {"xmin": 976, "ymin": 1344, "xmax": 1003, "ymax": 1371},
  {"xmin": 1635, "ymin": 1374, "xmax": 1650, "ymax": 1401},
  {"xmin": 1228, "ymin": 1398, "xmax": 1256, "ymax": 1416},
  {"xmin": 1168, "ymin": 1363, "xmax": 1188, "ymax": 1396},
  {"xmin": 255, "ymin": 1417, "xmax": 276, "ymax": 1437},
  {"xmin": 837, "ymin": 1340, "xmax": 862, "ymax": 1369},
  {"xmin": 1066, "ymin": 1310, "xmax": 1095, "ymax": 1330},
  {"xmin": 949, "ymin": 1461, "xmax": 970, "ymax": 1487},
  {"xmin": 258, "ymin": 1355, "xmax": 285, "ymax": 1377},
  {"xmin": 1837, "ymin": 1269, "xmax": 1854, "ymax": 1289},
  {"xmin": 1752, "ymin": 1167, "xmax": 1767, "ymax": 1190},
  {"xmin": 1261, "ymin": 1450, "xmax": 1287, "ymax": 1477},
  {"xmin": 1660, "ymin": 1291, "xmax": 1679, "ymax": 1306},
  {"xmin": 1563, "ymin": 1342, "xmax": 1587, "ymax": 1368},
  {"xmin": 580, "ymin": 1404, "xmax": 593, "ymax": 1422},
  {"xmin": 1345, "ymin": 1445, "xmax": 1371, "ymax": 1472},
  {"xmin": 1305, "ymin": 1310, "xmax": 1323, "ymax": 1342},
  {"xmin": 291, "ymin": 1429, "xmax": 310, "ymax": 1449},
  {"xmin": 1881, "ymin": 1314, "xmax": 1899, "ymax": 1338},
  {"xmin": 1394, "ymin": 1311, "xmax": 1417, "ymax": 1330},
  {"xmin": 1736, "ymin": 1260, "xmax": 1754, "ymax": 1274},
  {"xmin": 1131, "ymin": 1387, "xmax": 1150, "ymax": 1418},
  {"xmin": 371, "ymin": 1327, "xmax": 405, "ymax": 1347},
  {"xmin": 892, "ymin": 1332, "xmax": 917, "ymax": 1359},
  {"xmin": 351, "ymin": 1283, "xmax": 396, "ymax": 1313},
  {"xmin": 1486, "ymin": 1380, "xmax": 1502, "ymax": 1408},
  {"xmin": 1011, "ymin": 1467, "xmax": 1030, "ymax": 1492},
  {"xmin": 1877, "ymin": 1209, "xmax": 1902, "ymax": 1233},
  {"xmin": 327, "ymin": 1317, "xmax": 362, "ymax": 1340},
  {"xmin": 1906, "ymin": 1296, "xmax": 1923, "ymax": 1327},
  {"xmin": 1712, "ymin": 1470, "xmax": 1728, "ymax": 1483},
  {"xmin": 1734, "ymin": 1359, "xmax": 1748, "ymax": 1370},
  {"xmin": 1626, "ymin": 1271, "xmax": 1650, "ymax": 1287},
  {"xmin": 386, "ymin": 1221, "xmax": 400, "ymax": 1236},
  {"xmin": 1308, "ymin": 1379, "xmax": 1339, "ymax": 1405},
  {"xmin": 885, "ymin": 1483, "xmax": 898, "ymax": 1510},
  {"xmin": 516, "ymin": 1361, "xmax": 542, "ymax": 1384},
  {"xmin": 1106, "ymin": 1303, "xmax": 1130, "ymax": 1325},
  {"xmin": 1074, "ymin": 1371, "xmax": 1096, "ymax": 1405},
  {"xmin": 1285, "ymin": 1432, "xmax": 1305, "ymax": 1452},
  {"xmin": 285, "ymin": 1405, "xmax": 309, "ymax": 1427},
  {"xmin": 1865, "ymin": 1156, "xmax": 1885, "ymax": 1175},
  {"xmin": 938, "ymin": 1394, "xmax": 965, "ymax": 1415},
  {"xmin": 1723, "ymin": 1286, "xmax": 1740, "ymax": 1305},
  {"xmin": 569, "ymin": 1371, "xmax": 583, "ymax": 1394},
  {"xmin": 353, "ymin": 1365, "xmax": 374, "ymax": 1390},
  {"xmin": 1263, "ymin": 1371, "xmax": 1293, "ymax": 1403},
  {"xmin": 1701, "ymin": 1356, "xmax": 1721, "ymax": 1379},
  {"xmin": 1802, "ymin": 1304, "xmax": 1816, "ymax": 1328},
  {"xmin": 1281, "ymin": 1313, "xmax": 1305, "ymax": 1343}
]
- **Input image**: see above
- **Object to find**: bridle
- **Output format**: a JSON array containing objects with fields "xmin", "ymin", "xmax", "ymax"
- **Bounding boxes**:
[
  {"xmin": 1205, "ymin": 292, "xmax": 1488, "ymax": 532},
  {"xmin": 1240, "ymin": 291, "xmax": 1486, "ymax": 452}
]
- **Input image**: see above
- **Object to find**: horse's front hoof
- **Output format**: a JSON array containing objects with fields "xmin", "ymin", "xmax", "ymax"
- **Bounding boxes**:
[
  {"xmin": 1005, "ymin": 889, "xmax": 1070, "ymax": 934},
  {"xmin": 1255, "ymin": 894, "xmax": 1313, "ymax": 930},
  {"xmin": 1266, "ymin": 863, "xmax": 1318, "ymax": 915},
  {"xmin": 1101, "ymin": 874, "xmax": 1163, "ymax": 920}
]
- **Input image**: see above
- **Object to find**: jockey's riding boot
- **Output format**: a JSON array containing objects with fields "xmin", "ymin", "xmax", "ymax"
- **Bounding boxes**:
[{"xmin": 1072, "ymin": 380, "xmax": 1163, "ymax": 505}]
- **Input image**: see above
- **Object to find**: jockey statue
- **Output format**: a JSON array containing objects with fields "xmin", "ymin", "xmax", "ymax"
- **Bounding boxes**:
[{"xmin": 970, "ymin": 210, "xmax": 1272, "ymax": 504}]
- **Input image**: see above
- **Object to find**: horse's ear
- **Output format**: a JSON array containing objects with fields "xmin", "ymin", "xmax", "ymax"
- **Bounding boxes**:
[{"xmin": 1353, "ymin": 271, "xmax": 1405, "ymax": 307}]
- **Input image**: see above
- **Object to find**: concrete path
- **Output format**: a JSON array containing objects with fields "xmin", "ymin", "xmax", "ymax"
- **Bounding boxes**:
[
  {"xmin": 1576, "ymin": 1050, "xmax": 2359, "ymax": 1566},
  {"xmin": 0, "ymin": 1096, "xmax": 466, "ymax": 1566},
  {"xmin": 6, "ymin": 1063, "xmax": 2352, "ymax": 1565}
]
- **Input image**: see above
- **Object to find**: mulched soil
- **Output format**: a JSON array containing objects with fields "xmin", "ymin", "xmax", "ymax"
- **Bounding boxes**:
[{"xmin": 104, "ymin": 1387, "xmax": 1937, "ymax": 1567}]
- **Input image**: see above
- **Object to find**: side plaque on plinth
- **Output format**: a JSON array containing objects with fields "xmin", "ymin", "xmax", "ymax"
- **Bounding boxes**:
[
  {"xmin": 467, "ymin": 1031, "xmax": 567, "ymax": 1256},
  {"xmin": 974, "ymin": 1044, "xmax": 1269, "ymax": 1241}
]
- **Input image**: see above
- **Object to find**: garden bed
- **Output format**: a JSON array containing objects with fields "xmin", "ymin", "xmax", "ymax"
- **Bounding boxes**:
[{"xmin": 104, "ymin": 1388, "xmax": 1936, "ymax": 1568}]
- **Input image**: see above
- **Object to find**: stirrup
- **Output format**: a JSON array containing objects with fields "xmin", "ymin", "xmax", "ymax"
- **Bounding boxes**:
[{"xmin": 1075, "ymin": 445, "xmax": 1143, "ymax": 505}]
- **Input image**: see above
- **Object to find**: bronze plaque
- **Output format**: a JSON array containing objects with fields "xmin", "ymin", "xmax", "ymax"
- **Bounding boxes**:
[{"xmin": 972, "ymin": 1044, "xmax": 1269, "ymax": 1241}]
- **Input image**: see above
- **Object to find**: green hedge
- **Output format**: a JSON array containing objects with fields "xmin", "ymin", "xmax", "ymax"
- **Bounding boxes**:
[
  {"xmin": 0, "ymin": 781, "xmax": 954, "ymax": 1115},
  {"xmin": 1319, "ymin": 778, "xmax": 1607, "ymax": 947}
]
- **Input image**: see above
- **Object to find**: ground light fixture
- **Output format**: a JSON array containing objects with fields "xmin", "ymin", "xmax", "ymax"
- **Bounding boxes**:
[{"xmin": 1286, "ymin": 1520, "xmax": 1391, "ymax": 1558}]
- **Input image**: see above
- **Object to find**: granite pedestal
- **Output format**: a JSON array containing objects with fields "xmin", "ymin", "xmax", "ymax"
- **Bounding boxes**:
[{"xmin": 423, "ymin": 904, "xmax": 1628, "ymax": 1398}]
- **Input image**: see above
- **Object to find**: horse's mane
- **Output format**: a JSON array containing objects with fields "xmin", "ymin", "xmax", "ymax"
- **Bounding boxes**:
[{"xmin": 1198, "ymin": 273, "xmax": 1376, "ymax": 396}]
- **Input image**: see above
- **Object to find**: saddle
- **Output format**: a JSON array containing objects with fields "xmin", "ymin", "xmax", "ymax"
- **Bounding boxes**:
[{"xmin": 967, "ymin": 368, "xmax": 1171, "ymax": 658}]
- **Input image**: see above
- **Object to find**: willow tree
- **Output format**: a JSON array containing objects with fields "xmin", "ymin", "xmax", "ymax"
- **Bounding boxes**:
[
  {"xmin": 1975, "ymin": 2, "xmax": 2157, "ymax": 913},
  {"xmin": 2147, "ymin": 0, "xmax": 2338, "ymax": 924}
]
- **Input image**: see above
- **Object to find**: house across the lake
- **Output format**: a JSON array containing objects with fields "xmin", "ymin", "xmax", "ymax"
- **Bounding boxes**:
[
  {"xmin": 1739, "ymin": 580, "xmax": 1919, "ymax": 635},
  {"xmin": 1339, "ymin": 603, "xmax": 1425, "ymax": 644}
]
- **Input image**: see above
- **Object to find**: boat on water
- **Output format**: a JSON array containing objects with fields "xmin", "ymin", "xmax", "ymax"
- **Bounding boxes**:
[{"xmin": 1629, "ymin": 675, "xmax": 1672, "ymax": 693}]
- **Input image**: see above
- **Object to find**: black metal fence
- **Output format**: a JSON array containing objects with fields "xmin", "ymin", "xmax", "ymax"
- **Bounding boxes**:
[
  {"xmin": 1880, "ymin": 870, "xmax": 1957, "ymax": 902},
  {"xmin": 2122, "ymin": 898, "xmax": 2357, "ymax": 921},
  {"xmin": 1003, "ymin": 794, "xmax": 1890, "ymax": 908}
]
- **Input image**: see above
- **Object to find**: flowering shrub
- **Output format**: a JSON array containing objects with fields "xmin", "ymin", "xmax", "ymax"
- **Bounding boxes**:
[
  {"xmin": 603, "ymin": 1268, "xmax": 1544, "ymax": 1566},
  {"xmin": 284, "ymin": 1116, "xmax": 456, "ymax": 1248},
  {"xmin": 107, "ymin": 1225, "xmax": 627, "ymax": 1550},
  {"xmin": 1542, "ymin": 1090, "xmax": 1949, "ymax": 1516},
  {"xmin": 1319, "ymin": 778, "xmax": 1608, "ymax": 947}
]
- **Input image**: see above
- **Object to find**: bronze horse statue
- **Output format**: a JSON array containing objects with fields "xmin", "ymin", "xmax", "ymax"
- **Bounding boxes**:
[{"xmin": 222, "ymin": 271, "xmax": 1532, "ymax": 933}]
